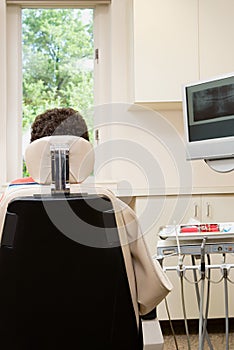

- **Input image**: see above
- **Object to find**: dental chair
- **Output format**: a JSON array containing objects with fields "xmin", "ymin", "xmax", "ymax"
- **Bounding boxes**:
[{"xmin": 0, "ymin": 136, "xmax": 164, "ymax": 350}]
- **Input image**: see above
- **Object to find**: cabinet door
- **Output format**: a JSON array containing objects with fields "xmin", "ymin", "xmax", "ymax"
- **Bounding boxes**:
[
  {"xmin": 201, "ymin": 194, "xmax": 234, "ymax": 222},
  {"xmin": 133, "ymin": 0, "xmax": 199, "ymax": 102},
  {"xmin": 158, "ymin": 252, "xmax": 234, "ymax": 320},
  {"xmin": 134, "ymin": 195, "xmax": 201, "ymax": 255},
  {"xmin": 180, "ymin": 194, "xmax": 202, "ymax": 223},
  {"xmin": 199, "ymin": 0, "xmax": 234, "ymax": 79},
  {"xmin": 179, "ymin": 194, "xmax": 234, "ymax": 223},
  {"xmin": 157, "ymin": 254, "xmax": 199, "ymax": 320}
]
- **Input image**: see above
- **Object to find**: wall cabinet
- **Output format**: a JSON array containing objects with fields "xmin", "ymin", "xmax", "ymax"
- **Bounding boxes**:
[
  {"xmin": 133, "ymin": 0, "xmax": 199, "ymax": 102},
  {"xmin": 135, "ymin": 193, "xmax": 234, "ymax": 257},
  {"xmin": 133, "ymin": 0, "xmax": 234, "ymax": 103},
  {"xmin": 182, "ymin": 194, "xmax": 234, "ymax": 223},
  {"xmin": 199, "ymin": 0, "xmax": 234, "ymax": 79}
]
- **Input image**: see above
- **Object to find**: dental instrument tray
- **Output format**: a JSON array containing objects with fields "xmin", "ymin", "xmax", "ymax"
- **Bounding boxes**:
[{"xmin": 159, "ymin": 223, "xmax": 234, "ymax": 240}]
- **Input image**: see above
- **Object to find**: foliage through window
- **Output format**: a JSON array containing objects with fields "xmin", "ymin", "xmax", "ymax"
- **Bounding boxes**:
[{"xmin": 22, "ymin": 8, "xmax": 94, "ymax": 147}]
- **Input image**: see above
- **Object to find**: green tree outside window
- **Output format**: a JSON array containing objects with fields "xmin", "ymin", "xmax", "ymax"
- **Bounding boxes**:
[{"xmin": 22, "ymin": 9, "xmax": 94, "ymax": 177}]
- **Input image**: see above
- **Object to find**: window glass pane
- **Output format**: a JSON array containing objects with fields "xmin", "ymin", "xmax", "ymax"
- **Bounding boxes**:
[{"xmin": 22, "ymin": 8, "xmax": 94, "ymax": 175}]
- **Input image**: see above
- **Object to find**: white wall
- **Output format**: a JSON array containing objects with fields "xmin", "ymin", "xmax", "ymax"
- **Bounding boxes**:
[{"xmin": 94, "ymin": 103, "xmax": 234, "ymax": 255}]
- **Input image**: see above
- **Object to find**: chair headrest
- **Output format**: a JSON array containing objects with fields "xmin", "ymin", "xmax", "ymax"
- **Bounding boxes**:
[{"xmin": 25, "ymin": 136, "xmax": 94, "ymax": 184}]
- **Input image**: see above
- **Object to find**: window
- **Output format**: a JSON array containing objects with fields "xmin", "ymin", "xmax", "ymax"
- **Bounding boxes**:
[
  {"xmin": 0, "ymin": 0, "xmax": 133, "ymax": 187},
  {"xmin": 22, "ymin": 8, "xmax": 94, "ymax": 175}
]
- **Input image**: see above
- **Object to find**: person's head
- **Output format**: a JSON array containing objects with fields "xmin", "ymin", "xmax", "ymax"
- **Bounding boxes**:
[{"xmin": 30, "ymin": 107, "xmax": 89, "ymax": 143}]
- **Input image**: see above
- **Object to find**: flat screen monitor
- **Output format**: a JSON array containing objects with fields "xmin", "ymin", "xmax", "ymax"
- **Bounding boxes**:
[{"xmin": 182, "ymin": 73, "xmax": 234, "ymax": 161}]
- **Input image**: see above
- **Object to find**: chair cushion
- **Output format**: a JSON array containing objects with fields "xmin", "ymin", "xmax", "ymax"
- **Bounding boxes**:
[{"xmin": 25, "ymin": 136, "xmax": 94, "ymax": 184}]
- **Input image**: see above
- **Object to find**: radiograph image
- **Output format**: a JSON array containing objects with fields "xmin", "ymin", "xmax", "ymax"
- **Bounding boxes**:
[{"xmin": 192, "ymin": 84, "xmax": 234, "ymax": 121}]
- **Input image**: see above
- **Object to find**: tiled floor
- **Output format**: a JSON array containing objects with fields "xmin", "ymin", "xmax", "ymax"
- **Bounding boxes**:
[
  {"xmin": 163, "ymin": 332, "xmax": 234, "ymax": 350},
  {"xmin": 161, "ymin": 318, "xmax": 234, "ymax": 350}
]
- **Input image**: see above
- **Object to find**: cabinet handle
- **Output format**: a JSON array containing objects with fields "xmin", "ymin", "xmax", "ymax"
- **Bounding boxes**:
[
  {"xmin": 194, "ymin": 203, "xmax": 198, "ymax": 217},
  {"xmin": 206, "ymin": 203, "xmax": 211, "ymax": 217}
]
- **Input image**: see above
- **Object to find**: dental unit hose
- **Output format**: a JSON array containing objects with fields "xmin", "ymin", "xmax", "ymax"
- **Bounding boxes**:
[
  {"xmin": 200, "ymin": 237, "xmax": 206, "ymax": 280},
  {"xmin": 199, "ymin": 237, "xmax": 206, "ymax": 350}
]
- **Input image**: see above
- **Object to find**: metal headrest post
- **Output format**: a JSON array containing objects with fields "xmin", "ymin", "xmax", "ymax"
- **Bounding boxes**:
[{"xmin": 50, "ymin": 144, "xmax": 70, "ymax": 195}]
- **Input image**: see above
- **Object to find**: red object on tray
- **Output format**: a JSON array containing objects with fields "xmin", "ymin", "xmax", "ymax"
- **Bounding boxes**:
[
  {"xmin": 180, "ymin": 223, "xmax": 220, "ymax": 234},
  {"xmin": 200, "ymin": 224, "xmax": 219, "ymax": 232},
  {"xmin": 180, "ymin": 226, "xmax": 199, "ymax": 233}
]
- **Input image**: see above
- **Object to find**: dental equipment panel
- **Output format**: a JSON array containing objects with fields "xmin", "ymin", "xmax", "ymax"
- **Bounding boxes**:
[
  {"xmin": 159, "ymin": 222, "xmax": 234, "ymax": 241},
  {"xmin": 156, "ymin": 222, "xmax": 234, "ymax": 350}
]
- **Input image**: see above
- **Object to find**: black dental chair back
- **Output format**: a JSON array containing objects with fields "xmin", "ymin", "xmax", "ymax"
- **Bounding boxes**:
[{"xmin": 0, "ymin": 194, "xmax": 142, "ymax": 350}]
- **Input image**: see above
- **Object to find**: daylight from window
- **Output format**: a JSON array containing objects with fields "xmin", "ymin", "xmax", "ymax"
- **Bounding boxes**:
[{"xmin": 22, "ymin": 8, "xmax": 94, "ymax": 175}]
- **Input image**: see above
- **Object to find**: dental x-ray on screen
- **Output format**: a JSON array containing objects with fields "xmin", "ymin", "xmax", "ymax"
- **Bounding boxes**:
[{"xmin": 182, "ymin": 73, "xmax": 234, "ymax": 161}]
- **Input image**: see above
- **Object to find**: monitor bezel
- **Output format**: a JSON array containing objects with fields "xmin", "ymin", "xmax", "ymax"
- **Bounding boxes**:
[{"xmin": 182, "ymin": 72, "xmax": 234, "ymax": 161}]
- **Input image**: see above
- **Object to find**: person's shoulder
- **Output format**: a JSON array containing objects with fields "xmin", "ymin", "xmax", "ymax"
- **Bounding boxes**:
[
  {"xmin": 0, "ymin": 177, "xmax": 38, "ymax": 204},
  {"xmin": 9, "ymin": 177, "xmax": 37, "ymax": 186}
]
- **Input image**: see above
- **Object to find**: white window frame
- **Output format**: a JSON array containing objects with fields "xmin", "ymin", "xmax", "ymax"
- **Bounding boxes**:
[{"xmin": 0, "ymin": 0, "xmax": 133, "ymax": 189}]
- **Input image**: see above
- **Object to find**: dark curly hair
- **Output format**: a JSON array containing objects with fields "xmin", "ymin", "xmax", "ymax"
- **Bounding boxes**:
[{"xmin": 30, "ymin": 107, "xmax": 89, "ymax": 142}]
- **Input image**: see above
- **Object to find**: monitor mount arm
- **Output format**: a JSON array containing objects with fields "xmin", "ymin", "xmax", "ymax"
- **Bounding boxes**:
[{"xmin": 205, "ymin": 157, "xmax": 234, "ymax": 173}]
